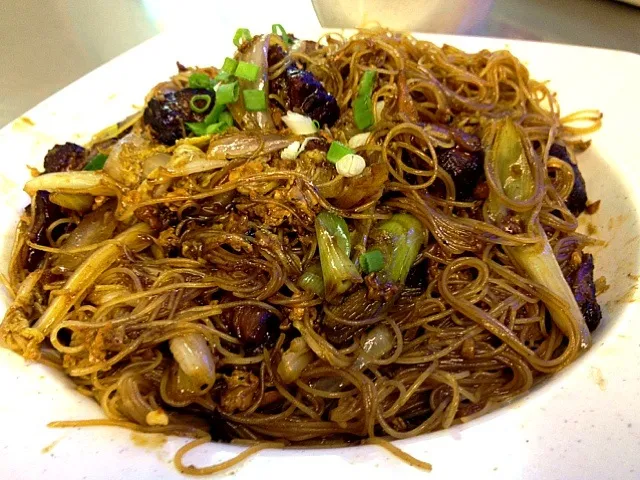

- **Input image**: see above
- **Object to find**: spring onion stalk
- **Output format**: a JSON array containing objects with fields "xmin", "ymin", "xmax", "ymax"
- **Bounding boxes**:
[
  {"xmin": 84, "ymin": 153, "xmax": 108, "ymax": 171},
  {"xmin": 277, "ymin": 337, "xmax": 314, "ymax": 383},
  {"xmin": 353, "ymin": 70, "xmax": 377, "ymax": 130},
  {"xmin": 485, "ymin": 119, "xmax": 591, "ymax": 348},
  {"xmin": 169, "ymin": 333, "xmax": 216, "ymax": 387},
  {"xmin": 369, "ymin": 213, "xmax": 425, "ymax": 284},
  {"xmin": 24, "ymin": 171, "xmax": 117, "ymax": 197},
  {"xmin": 315, "ymin": 211, "xmax": 362, "ymax": 301},
  {"xmin": 297, "ymin": 262, "xmax": 325, "ymax": 297},
  {"xmin": 33, "ymin": 223, "xmax": 152, "ymax": 335}
]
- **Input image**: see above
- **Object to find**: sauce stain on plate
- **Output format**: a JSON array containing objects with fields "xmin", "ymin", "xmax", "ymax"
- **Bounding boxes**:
[
  {"xmin": 130, "ymin": 432, "xmax": 168, "ymax": 449},
  {"xmin": 41, "ymin": 437, "xmax": 63, "ymax": 454},
  {"xmin": 589, "ymin": 367, "xmax": 607, "ymax": 391}
]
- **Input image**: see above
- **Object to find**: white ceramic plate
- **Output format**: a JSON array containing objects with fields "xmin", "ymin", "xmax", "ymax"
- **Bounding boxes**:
[{"xmin": 1, "ymin": 23, "xmax": 640, "ymax": 480}]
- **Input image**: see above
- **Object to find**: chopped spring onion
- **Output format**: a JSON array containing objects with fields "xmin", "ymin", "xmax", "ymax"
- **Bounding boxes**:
[
  {"xmin": 216, "ymin": 81, "xmax": 239, "ymax": 105},
  {"xmin": 336, "ymin": 153, "xmax": 366, "ymax": 177},
  {"xmin": 187, "ymin": 109, "xmax": 234, "ymax": 136},
  {"xmin": 233, "ymin": 28, "xmax": 251, "ymax": 47},
  {"xmin": 188, "ymin": 72, "xmax": 215, "ymax": 90},
  {"xmin": 189, "ymin": 94, "xmax": 212, "ymax": 113},
  {"xmin": 221, "ymin": 57, "xmax": 238, "ymax": 74},
  {"xmin": 326, "ymin": 141, "xmax": 353, "ymax": 163},
  {"xmin": 243, "ymin": 89, "xmax": 267, "ymax": 111},
  {"xmin": 297, "ymin": 262, "xmax": 325, "ymax": 296},
  {"xmin": 359, "ymin": 249, "xmax": 384, "ymax": 274},
  {"xmin": 271, "ymin": 24, "xmax": 292, "ymax": 45},
  {"xmin": 218, "ymin": 110, "xmax": 234, "ymax": 127},
  {"xmin": 235, "ymin": 61, "xmax": 260, "ymax": 82},
  {"xmin": 348, "ymin": 132, "xmax": 372, "ymax": 149},
  {"xmin": 315, "ymin": 211, "xmax": 361, "ymax": 300},
  {"xmin": 84, "ymin": 153, "xmax": 108, "ymax": 171},
  {"xmin": 282, "ymin": 111, "xmax": 319, "ymax": 135},
  {"xmin": 214, "ymin": 71, "xmax": 233, "ymax": 84},
  {"xmin": 353, "ymin": 70, "xmax": 377, "ymax": 130}
]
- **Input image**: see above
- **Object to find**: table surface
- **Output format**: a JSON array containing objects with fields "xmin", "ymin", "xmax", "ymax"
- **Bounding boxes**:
[{"xmin": 1, "ymin": 0, "xmax": 638, "ymax": 128}]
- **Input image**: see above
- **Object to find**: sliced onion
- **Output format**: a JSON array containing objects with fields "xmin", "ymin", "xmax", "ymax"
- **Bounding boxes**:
[
  {"xmin": 208, "ymin": 133, "xmax": 296, "ymax": 160},
  {"xmin": 103, "ymin": 132, "xmax": 148, "ymax": 185},
  {"xmin": 169, "ymin": 333, "xmax": 216, "ymax": 387},
  {"xmin": 162, "ymin": 145, "xmax": 228, "ymax": 176},
  {"xmin": 24, "ymin": 171, "xmax": 116, "ymax": 197},
  {"xmin": 48, "ymin": 193, "xmax": 94, "ymax": 212},
  {"xmin": 54, "ymin": 203, "xmax": 118, "ymax": 270},
  {"xmin": 143, "ymin": 152, "xmax": 171, "ymax": 177},
  {"xmin": 282, "ymin": 111, "xmax": 318, "ymax": 135},
  {"xmin": 277, "ymin": 337, "xmax": 314, "ymax": 384},
  {"xmin": 353, "ymin": 324, "xmax": 394, "ymax": 370}
]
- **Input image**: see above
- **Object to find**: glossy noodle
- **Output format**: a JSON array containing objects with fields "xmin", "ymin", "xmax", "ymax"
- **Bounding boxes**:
[{"xmin": 0, "ymin": 27, "xmax": 603, "ymax": 474}]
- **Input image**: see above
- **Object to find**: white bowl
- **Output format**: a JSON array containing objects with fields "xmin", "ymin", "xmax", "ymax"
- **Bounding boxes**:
[{"xmin": 0, "ymin": 24, "xmax": 639, "ymax": 480}]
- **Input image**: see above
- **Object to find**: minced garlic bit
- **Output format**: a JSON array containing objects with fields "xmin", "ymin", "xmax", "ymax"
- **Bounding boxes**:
[
  {"xmin": 336, "ymin": 154, "xmax": 366, "ymax": 177},
  {"xmin": 145, "ymin": 409, "xmax": 169, "ymax": 426},
  {"xmin": 347, "ymin": 132, "xmax": 372, "ymax": 149}
]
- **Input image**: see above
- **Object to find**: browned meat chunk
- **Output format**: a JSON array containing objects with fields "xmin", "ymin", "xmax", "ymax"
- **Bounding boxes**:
[
  {"xmin": 25, "ymin": 192, "xmax": 65, "ymax": 271},
  {"xmin": 221, "ymin": 297, "xmax": 278, "ymax": 347},
  {"xmin": 436, "ymin": 145, "xmax": 484, "ymax": 200},
  {"xmin": 143, "ymin": 87, "xmax": 215, "ymax": 145},
  {"xmin": 43, "ymin": 142, "xmax": 87, "ymax": 173},
  {"xmin": 566, "ymin": 253, "xmax": 602, "ymax": 332},
  {"xmin": 269, "ymin": 46, "xmax": 339, "ymax": 127},
  {"xmin": 549, "ymin": 143, "xmax": 588, "ymax": 216},
  {"xmin": 220, "ymin": 370, "xmax": 259, "ymax": 413}
]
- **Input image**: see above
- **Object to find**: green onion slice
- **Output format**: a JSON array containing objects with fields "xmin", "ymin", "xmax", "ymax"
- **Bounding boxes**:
[
  {"xmin": 84, "ymin": 153, "xmax": 108, "ymax": 171},
  {"xmin": 189, "ymin": 94, "xmax": 212, "ymax": 113},
  {"xmin": 235, "ymin": 61, "xmax": 260, "ymax": 82},
  {"xmin": 327, "ymin": 141, "xmax": 353, "ymax": 164},
  {"xmin": 233, "ymin": 28, "xmax": 251, "ymax": 47},
  {"xmin": 188, "ymin": 72, "xmax": 215, "ymax": 90},
  {"xmin": 216, "ymin": 82, "xmax": 239, "ymax": 105},
  {"xmin": 271, "ymin": 24, "xmax": 291, "ymax": 45},
  {"xmin": 221, "ymin": 57, "xmax": 238, "ymax": 74},
  {"xmin": 359, "ymin": 249, "xmax": 385, "ymax": 274},
  {"xmin": 353, "ymin": 70, "xmax": 377, "ymax": 130}
]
